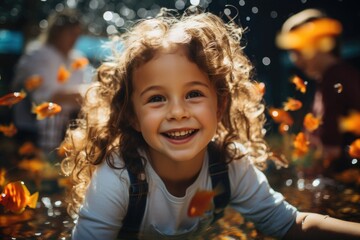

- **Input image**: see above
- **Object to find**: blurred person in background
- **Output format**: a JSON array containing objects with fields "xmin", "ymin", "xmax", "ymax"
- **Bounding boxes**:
[
  {"xmin": 277, "ymin": 9, "xmax": 360, "ymax": 176},
  {"xmin": 11, "ymin": 8, "xmax": 93, "ymax": 156}
]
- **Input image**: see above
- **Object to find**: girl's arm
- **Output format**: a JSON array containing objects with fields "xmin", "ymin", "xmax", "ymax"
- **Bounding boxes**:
[
  {"xmin": 283, "ymin": 212, "xmax": 360, "ymax": 240},
  {"xmin": 72, "ymin": 161, "xmax": 128, "ymax": 240}
]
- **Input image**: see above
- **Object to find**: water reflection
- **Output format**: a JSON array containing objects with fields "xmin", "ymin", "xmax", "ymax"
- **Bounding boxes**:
[{"xmin": 1, "ymin": 167, "xmax": 359, "ymax": 239}]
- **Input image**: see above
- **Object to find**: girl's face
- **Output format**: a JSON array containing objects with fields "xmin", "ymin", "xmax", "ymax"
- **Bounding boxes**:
[{"xmin": 131, "ymin": 48, "xmax": 219, "ymax": 165}]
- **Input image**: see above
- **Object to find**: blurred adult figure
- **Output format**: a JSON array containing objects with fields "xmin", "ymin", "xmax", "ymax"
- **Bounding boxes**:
[
  {"xmin": 276, "ymin": 9, "xmax": 360, "ymax": 175},
  {"xmin": 11, "ymin": 8, "xmax": 92, "ymax": 155}
]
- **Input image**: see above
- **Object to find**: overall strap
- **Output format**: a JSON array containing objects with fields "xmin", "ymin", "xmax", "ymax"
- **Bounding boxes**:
[
  {"xmin": 119, "ymin": 143, "xmax": 230, "ymax": 238},
  {"xmin": 207, "ymin": 142, "xmax": 231, "ymax": 222},
  {"xmin": 118, "ymin": 167, "xmax": 148, "ymax": 239}
]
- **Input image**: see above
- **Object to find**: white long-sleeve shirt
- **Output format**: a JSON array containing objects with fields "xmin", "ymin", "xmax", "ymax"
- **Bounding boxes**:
[{"xmin": 72, "ymin": 147, "xmax": 297, "ymax": 240}]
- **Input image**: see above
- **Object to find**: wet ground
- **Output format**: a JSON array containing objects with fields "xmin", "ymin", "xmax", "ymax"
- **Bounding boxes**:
[{"xmin": 1, "ymin": 163, "xmax": 359, "ymax": 240}]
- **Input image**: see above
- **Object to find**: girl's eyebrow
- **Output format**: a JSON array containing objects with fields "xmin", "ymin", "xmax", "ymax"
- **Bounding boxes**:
[
  {"xmin": 140, "ymin": 85, "xmax": 163, "ymax": 97},
  {"xmin": 139, "ymin": 81, "xmax": 209, "ymax": 97},
  {"xmin": 186, "ymin": 81, "xmax": 210, "ymax": 89}
]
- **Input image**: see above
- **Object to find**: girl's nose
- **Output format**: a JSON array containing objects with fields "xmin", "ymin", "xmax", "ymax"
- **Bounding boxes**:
[{"xmin": 166, "ymin": 99, "xmax": 190, "ymax": 120}]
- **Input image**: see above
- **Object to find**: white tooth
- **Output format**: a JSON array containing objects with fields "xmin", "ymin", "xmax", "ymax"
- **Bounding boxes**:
[{"xmin": 166, "ymin": 130, "xmax": 195, "ymax": 137}]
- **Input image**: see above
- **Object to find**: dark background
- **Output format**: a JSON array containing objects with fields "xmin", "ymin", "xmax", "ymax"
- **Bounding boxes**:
[{"xmin": 0, "ymin": 0, "xmax": 359, "ymax": 125}]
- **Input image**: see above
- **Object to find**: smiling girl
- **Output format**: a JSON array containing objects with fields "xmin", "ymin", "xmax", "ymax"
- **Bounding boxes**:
[{"xmin": 61, "ymin": 7, "xmax": 360, "ymax": 240}]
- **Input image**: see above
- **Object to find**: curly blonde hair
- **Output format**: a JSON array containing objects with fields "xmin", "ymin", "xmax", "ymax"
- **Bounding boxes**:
[{"xmin": 61, "ymin": 7, "xmax": 268, "ymax": 218}]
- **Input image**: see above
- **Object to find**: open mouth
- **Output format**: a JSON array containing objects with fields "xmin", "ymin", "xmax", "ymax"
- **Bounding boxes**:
[{"xmin": 162, "ymin": 129, "xmax": 198, "ymax": 140}]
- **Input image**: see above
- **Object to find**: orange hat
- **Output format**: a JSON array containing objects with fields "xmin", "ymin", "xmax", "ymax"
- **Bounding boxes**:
[{"xmin": 276, "ymin": 9, "xmax": 342, "ymax": 51}]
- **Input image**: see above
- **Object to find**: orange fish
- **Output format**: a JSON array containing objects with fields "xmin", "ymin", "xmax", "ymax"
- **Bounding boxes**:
[
  {"xmin": 18, "ymin": 142, "xmax": 38, "ymax": 156},
  {"xmin": 57, "ymin": 65, "xmax": 71, "ymax": 83},
  {"xmin": 0, "ymin": 90, "xmax": 27, "ymax": 106},
  {"xmin": 32, "ymin": 102, "xmax": 62, "ymax": 120},
  {"xmin": 283, "ymin": 97, "xmax": 302, "ymax": 111},
  {"xmin": 303, "ymin": 113, "xmax": 322, "ymax": 132},
  {"xmin": 291, "ymin": 76, "xmax": 307, "ymax": 93},
  {"xmin": 71, "ymin": 57, "xmax": 89, "ymax": 70},
  {"xmin": 24, "ymin": 75, "xmax": 43, "ymax": 91},
  {"xmin": 0, "ymin": 123, "xmax": 17, "ymax": 137},
  {"xmin": 57, "ymin": 177, "xmax": 72, "ymax": 189},
  {"xmin": 18, "ymin": 158, "xmax": 47, "ymax": 173},
  {"xmin": 0, "ymin": 168, "xmax": 6, "ymax": 186},
  {"xmin": 188, "ymin": 184, "xmax": 223, "ymax": 217},
  {"xmin": 278, "ymin": 122, "xmax": 291, "ymax": 135},
  {"xmin": 348, "ymin": 139, "xmax": 360, "ymax": 158},
  {"xmin": 292, "ymin": 132, "xmax": 309, "ymax": 158},
  {"xmin": 268, "ymin": 107, "xmax": 294, "ymax": 126},
  {"xmin": 339, "ymin": 111, "xmax": 360, "ymax": 135},
  {"xmin": 0, "ymin": 181, "xmax": 38, "ymax": 214}
]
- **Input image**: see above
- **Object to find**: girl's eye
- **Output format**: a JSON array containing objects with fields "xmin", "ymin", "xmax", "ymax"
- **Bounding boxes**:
[
  {"xmin": 186, "ymin": 90, "xmax": 203, "ymax": 99},
  {"xmin": 148, "ymin": 95, "xmax": 166, "ymax": 103}
]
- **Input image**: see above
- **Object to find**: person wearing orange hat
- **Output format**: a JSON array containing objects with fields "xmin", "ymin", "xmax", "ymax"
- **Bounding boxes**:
[{"xmin": 277, "ymin": 9, "xmax": 360, "ymax": 176}]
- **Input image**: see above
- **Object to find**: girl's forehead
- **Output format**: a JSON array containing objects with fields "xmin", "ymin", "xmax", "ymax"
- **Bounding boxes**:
[{"xmin": 154, "ymin": 44, "xmax": 189, "ymax": 59}]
